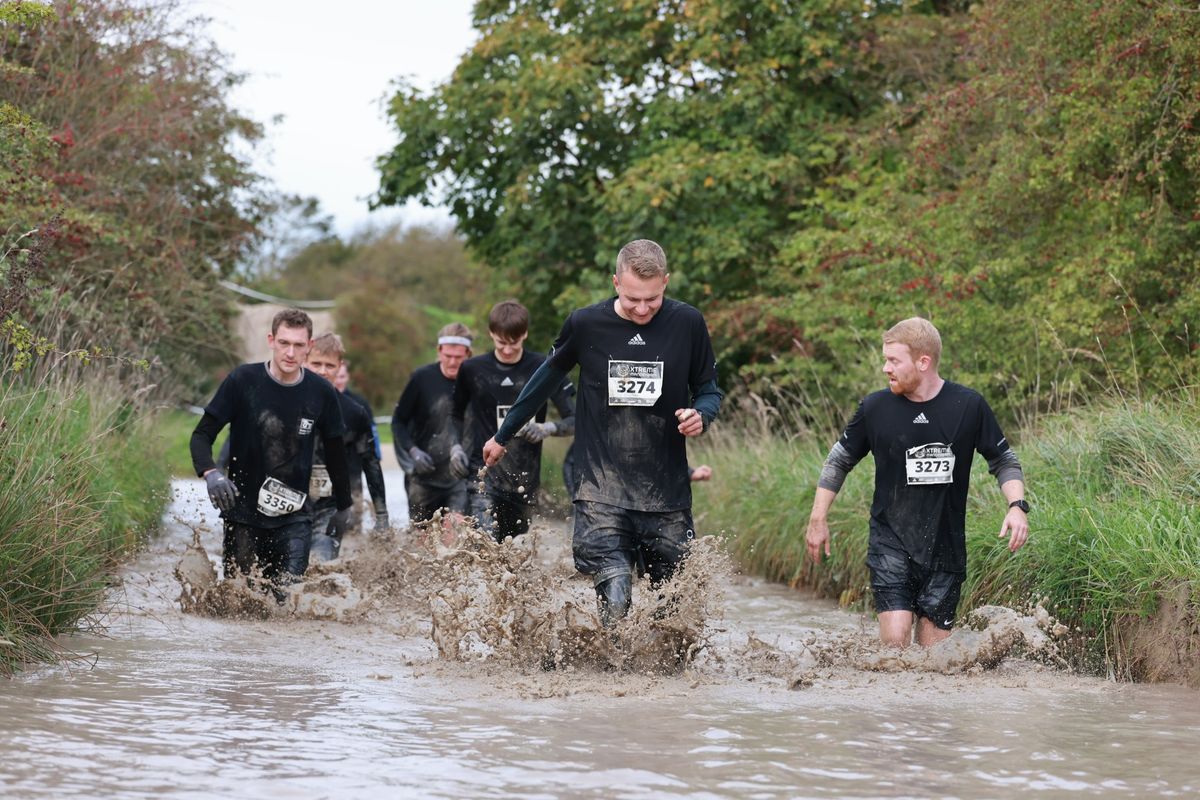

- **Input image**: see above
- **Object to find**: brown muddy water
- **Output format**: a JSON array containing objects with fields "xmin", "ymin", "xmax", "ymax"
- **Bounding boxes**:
[{"xmin": 2, "ymin": 473, "xmax": 1199, "ymax": 799}]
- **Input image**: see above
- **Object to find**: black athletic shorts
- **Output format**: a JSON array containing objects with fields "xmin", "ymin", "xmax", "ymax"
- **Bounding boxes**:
[
  {"xmin": 866, "ymin": 539, "xmax": 963, "ymax": 630},
  {"xmin": 572, "ymin": 500, "xmax": 694, "ymax": 585}
]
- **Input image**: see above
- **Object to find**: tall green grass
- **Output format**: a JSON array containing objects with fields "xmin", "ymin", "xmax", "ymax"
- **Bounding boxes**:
[
  {"xmin": 693, "ymin": 393, "xmax": 1200, "ymax": 680},
  {"xmin": 0, "ymin": 368, "xmax": 169, "ymax": 673}
]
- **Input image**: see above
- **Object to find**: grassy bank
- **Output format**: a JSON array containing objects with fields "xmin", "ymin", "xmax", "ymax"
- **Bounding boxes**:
[
  {"xmin": 693, "ymin": 394, "xmax": 1200, "ymax": 684},
  {"xmin": 0, "ymin": 370, "xmax": 169, "ymax": 674}
]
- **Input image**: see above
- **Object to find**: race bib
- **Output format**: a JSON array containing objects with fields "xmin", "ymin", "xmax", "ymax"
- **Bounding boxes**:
[
  {"xmin": 608, "ymin": 360, "xmax": 664, "ymax": 407},
  {"xmin": 309, "ymin": 464, "xmax": 332, "ymax": 499},
  {"xmin": 496, "ymin": 404, "xmax": 512, "ymax": 430},
  {"xmin": 906, "ymin": 443, "xmax": 955, "ymax": 485},
  {"xmin": 257, "ymin": 476, "xmax": 306, "ymax": 517}
]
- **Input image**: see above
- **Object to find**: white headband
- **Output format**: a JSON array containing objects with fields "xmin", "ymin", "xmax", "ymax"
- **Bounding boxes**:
[{"xmin": 438, "ymin": 335, "xmax": 472, "ymax": 347}]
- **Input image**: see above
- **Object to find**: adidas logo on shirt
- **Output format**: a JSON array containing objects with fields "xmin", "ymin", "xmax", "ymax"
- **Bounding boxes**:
[
  {"xmin": 913, "ymin": 412, "xmax": 930, "ymax": 424},
  {"xmin": 627, "ymin": 333, "xmax": 646, "ymax": 346},
  {"xmin": 500, "ymin": 377, "xmax": 514, "ymax": 387}
]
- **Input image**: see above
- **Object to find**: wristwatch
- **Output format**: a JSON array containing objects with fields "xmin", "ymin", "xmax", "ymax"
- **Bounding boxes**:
[{"xmin": 1008, "ymin": 499, "xmax": 1030, "ymax": 514}]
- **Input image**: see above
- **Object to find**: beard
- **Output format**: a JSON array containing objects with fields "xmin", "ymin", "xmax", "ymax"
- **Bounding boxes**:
[{"xmin": 888, "ymin": 372, "xmax": 919, "ymax": 396}]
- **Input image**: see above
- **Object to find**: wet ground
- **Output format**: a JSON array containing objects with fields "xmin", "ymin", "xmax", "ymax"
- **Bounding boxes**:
[{"xmin": 2, "ymin": 472, "xmax": 1199, "ymax": 798}]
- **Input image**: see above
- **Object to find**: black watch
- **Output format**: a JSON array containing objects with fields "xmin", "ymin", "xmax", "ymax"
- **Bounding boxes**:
[{"xmin": 1008, "ymin": 499, "xmax": 1030, "ymax": 514}]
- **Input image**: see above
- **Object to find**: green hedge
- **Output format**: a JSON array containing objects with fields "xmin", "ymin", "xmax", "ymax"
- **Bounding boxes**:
[{"xmin": 0, "ymin": 372, "xmax": 168, "ymax": 673}]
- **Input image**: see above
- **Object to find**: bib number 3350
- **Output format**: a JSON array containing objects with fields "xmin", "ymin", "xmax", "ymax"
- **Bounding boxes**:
[
  {"xmin": 258, "ymin": 476, "xmax": 306, "ymax": 516},
  {"xmin": 608, "ymin": 360, "xmax": 664, "ymax": 407}
]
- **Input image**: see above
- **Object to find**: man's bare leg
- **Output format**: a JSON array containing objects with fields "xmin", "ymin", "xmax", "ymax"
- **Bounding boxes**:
[
  {"xmin": 878, "ymin": 610, "xmax": 914, "ymax": 648},
  {"xmin": 915, "ymin": 616, "xmax": 952, "ymax": 647}
]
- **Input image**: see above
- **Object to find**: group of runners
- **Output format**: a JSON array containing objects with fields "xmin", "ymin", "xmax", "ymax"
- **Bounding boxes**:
[{"xmin": 191, "ymin": 238, "xmax": 1029, "ymax": 646}]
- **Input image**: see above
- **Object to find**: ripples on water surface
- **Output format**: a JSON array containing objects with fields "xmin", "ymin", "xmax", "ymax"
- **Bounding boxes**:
[{"xmin": 1, "ymin": 477, "xmax": 1198, "ymax": 799}]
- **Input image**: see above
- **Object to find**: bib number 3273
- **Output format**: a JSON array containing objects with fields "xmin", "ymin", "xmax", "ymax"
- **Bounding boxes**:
[
  {"xmin": 905, "ymin": 443, "xmax": 955, "ymax": 485},
  {"xmin": 258, "ymin": 476, "xmax": 306, "ymax": 517},
  {"xmin": 608, "ymin": 360, "xmax": 664, "ymax": 407}
]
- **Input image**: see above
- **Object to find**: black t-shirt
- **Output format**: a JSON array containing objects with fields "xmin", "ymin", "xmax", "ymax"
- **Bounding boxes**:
[
  {"xmin": 203, "ymin": 362, "xmax": 345, "ymax": 528},
  {"xmin": 547, "ymin": 297, "xmax": 718, "ymax": 512},
  {"xmin": 453, "ymin": 350, "xmax": 575, "ymax": 498},
  {"xmin": 313, "ymin": 389, "xmax": 376, "ymax": 511},
  {"xmin": 836, "ymin": 381, "xmax": 1013, "ymax": 572},
  {"xmin": 391, "ymin": 362, "xmax": 459, "ymax": 488}
]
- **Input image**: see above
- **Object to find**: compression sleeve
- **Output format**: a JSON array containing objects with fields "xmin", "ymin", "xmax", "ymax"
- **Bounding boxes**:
[
  {"xmin": 190, "ymin": 412, "xmax": 224, "ymax": 476},
  {"xmin": 691, "ymin": 378, "xmax": 723, "ymax": 431},
  {"xmin": 322, "ymin": 435, "xmax": 353, "ymax": 511},
  {"xmin": 987, "ymin": 448, "xmax": 1024, "ymax": 487},
  {"xmin": 494, "ymin": 362, "xmax": 568, "ymax": 446},
  {"xmin": 817, "ymin": 441, "xmax": 862, "ymax": 493}
]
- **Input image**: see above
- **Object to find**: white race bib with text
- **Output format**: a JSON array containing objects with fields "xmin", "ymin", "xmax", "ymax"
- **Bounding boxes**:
[
  {"xmin": 905, "ymin": 443, "xmax": 955, "ymax": 485},
  {"xmin": 258, "ymin": 476, "xmax": 306, "ymax": 517},
  {"xmin": 608, "ymin": 360, "xmax": 664, "ymax": 407},
  {"xmin": 309, "ymin": 464, "xmax": 332, "ymax": 499}
]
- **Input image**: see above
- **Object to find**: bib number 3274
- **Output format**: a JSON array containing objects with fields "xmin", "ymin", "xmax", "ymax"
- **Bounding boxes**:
[
  {"xmin": 905, "ymin": 443, "xmax": 955, "ymax": 485},
  {"xmin": 258, "ymin": 476, "xmax": 306, "ymax": 516},
  {"xmin": 608, "ymin": 360, "xmax": 664, "ymax": 407}
]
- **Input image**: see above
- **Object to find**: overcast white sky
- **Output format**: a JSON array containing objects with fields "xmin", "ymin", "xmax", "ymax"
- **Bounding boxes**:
[{"xmin": 194, "ymin": 0, "xmax": 478, "ymax": 236}]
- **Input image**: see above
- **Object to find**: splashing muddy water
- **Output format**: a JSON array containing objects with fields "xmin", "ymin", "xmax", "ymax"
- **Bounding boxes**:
[{"xmin": 2, "ymin": 474, "xmax": 1199, "ymax": 799}]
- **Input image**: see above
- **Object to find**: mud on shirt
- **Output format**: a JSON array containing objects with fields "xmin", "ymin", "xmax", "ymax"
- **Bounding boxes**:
[
  {"xmin": 202, "ymin": 362, "xmax": 345, "ymax": 528},
  {"xmin": 452, "ymin": 350, "xmax": 575, "ymax": 498},
  {"xmin": 835, "ymin": 381, "xmax": 1014, "ymax": 572},
  {"xmin": 391, "ymin": 362, "xmax": 459, "ymax": 488},
  {"xmin": 546, "ymin": 297, "xmax": 717, "ymax": 512},
  {"xmin": 312, "ymin": 389, "xmax": 378, "ymax": 512}
]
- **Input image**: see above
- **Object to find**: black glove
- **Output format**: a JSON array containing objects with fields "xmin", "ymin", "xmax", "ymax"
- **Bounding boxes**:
[
  {"xmin": 520, "ymin": 421, "xmax": 556, "ymax": 444},
  {"xmin": 326, "ymin": 507, "xmax": 351, "ymax": 540},
  {"xmin": 204, "ymin": 469, "xmax": 238, "ymax": 512},
  {"xmin": 408, "ymin": 446, "xmax": 435, "ymax": 475},
  {"xmin": 449, "ymin": 444, "xmax": 470, "ymax": 479}
]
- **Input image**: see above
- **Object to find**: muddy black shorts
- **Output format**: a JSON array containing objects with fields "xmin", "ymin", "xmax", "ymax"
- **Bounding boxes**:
[
  {"xmin": 572, "ymin": 500, "xmax": 694, "ymax": 585},
  {"xmin": 223, "ymin": 519, "xmax": 311, "ymax": 584},
  {"xmin": 867, "ymin": 540, "xmax": 963, "ymax": 630},
  {"xmin": 405, "ymin": 476, "xmax": 468, "ymax": 524}
]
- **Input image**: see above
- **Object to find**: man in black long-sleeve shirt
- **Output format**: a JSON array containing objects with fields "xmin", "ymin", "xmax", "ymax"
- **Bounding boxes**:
[
  {"xmin": 391, "ymin": 322, "xmax": 472, "ymax": 524},
  {"xmin": 451, "ymin": 300, "xmax": 575, "ymax": 542},
  {"xmin": 483, "ymin": 241, "xmax": 723, "ymax": 624},
  {"xmin": 190, "ymin": 308, "xmax": 352, "ymax": 593},
  {"xmin": 305, "ymin": 333, "xmax": 389, "ymax": 560}
]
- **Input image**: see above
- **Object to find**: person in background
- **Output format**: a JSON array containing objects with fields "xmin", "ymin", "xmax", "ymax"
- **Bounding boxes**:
[
  {"xmin": 305, "ymin": 333, "xmax": 388, "ymax": 560},
  {"xmin": 391, "ymin": 322, "xmax": 472, "ymax": 524}
]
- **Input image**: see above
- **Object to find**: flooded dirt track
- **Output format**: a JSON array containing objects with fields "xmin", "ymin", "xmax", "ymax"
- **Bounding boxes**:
[{"xmin": 2, "ymin": 475, "xmax": 1200, "ymax": 799}]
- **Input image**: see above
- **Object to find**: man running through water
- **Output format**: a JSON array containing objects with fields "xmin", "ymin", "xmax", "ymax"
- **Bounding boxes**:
[
  {"xmin": 483, "ymin": 239, "xmax": 722, "ymax": 625},
  {"xmin": 450, "ymin": 300, "xmax": 575, "ymax": 541},
  {"xmin": 190, "ymin": 308, "xmax": 352, "ymax": 595},
  {"xmin": 805, "ymin": 317, "xmax": 1030, "ymax": 647},
  {"xmin": 391, "ymin": 322, "xmax": 472, "ymax": 524},
  {"xmin": 305, "ymin": 333, "xmax": 389, "ymax": 560}
]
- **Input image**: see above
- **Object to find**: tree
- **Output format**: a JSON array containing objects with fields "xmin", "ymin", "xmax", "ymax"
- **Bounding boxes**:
[
  {"xmin": 1, "ymin": 0, "xmax": 273, "ymax": 391},
  {"xmin": 374, "ymin": 0, "xmax": 906, "ymax": 347}
]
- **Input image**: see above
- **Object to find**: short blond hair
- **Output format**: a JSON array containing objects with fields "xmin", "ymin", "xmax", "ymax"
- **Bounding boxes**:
[
  {"xmin": 615, "ymin": 239, "xmax": 667, "ymax": 279},
  {"xmin": 884, "ymin": 317, "xmax": 941, "ymax": 367},
  {"xmin": 310, "ymin": 332, "xmax": 345, "ymax": 361}
]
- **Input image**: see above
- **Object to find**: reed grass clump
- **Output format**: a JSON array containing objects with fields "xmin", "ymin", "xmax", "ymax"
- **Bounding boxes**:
[
  {"xmin": 693, "ymin": 393, "xmax": 1200, "ymax": 683},
  {"xmin": 0, "ymin": 367, "xmax": 168, "ymax": 674}
]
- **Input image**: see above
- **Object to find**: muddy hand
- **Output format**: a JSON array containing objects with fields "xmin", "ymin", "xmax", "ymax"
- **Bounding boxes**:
[
  {"xmin": 675, "ymin": 407, "xmax": 703, "ymax": 436},
  {"xmin": 482, "ymin": 436, "xmax": 507, "ymax": 467}
]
